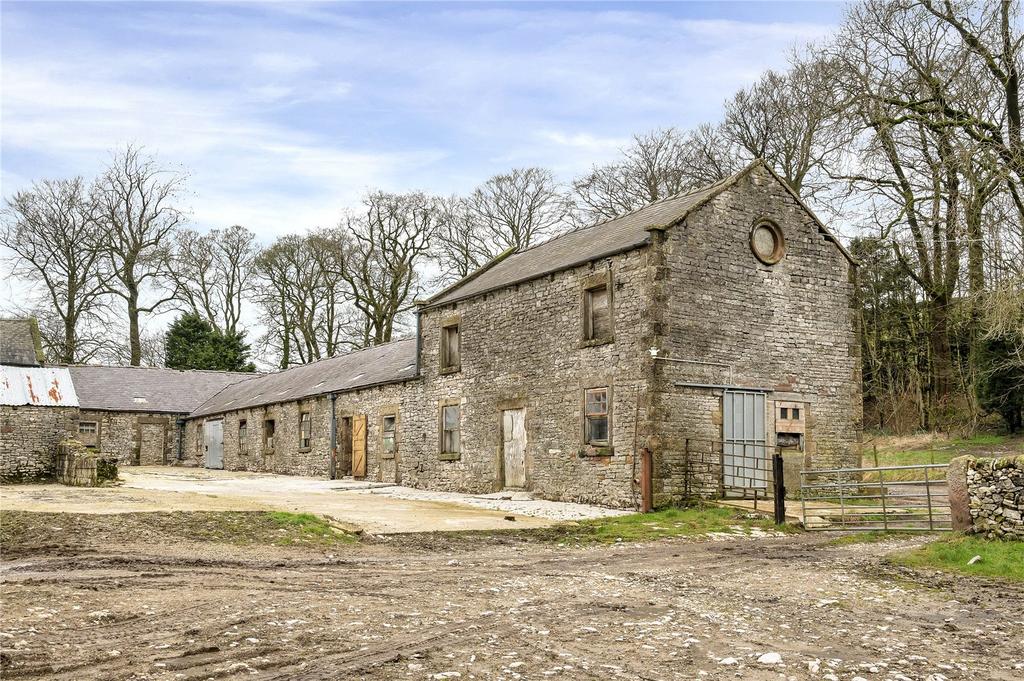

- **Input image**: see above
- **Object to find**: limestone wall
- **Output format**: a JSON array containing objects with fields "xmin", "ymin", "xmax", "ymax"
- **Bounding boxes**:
[
  {"xmin": 648, "ymin": 165, "xmax": 862, "ymax": 504},
  {"xmin": 0, "ymin": 405, "xmax": 78, "ymax": 483},
  {"xmin": 78, "ymin": 410, "xmax": 182, "ymax": 466},
  {"xmin": 949, "ymin": 455, "xmax": 1024, "ymax": 539}
]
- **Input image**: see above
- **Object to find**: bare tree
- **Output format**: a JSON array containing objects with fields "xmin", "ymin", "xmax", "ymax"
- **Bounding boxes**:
[
  {"xmin": 169, "ymin": 224, "xmax": 258, "ymax": 334},
  {"xmin": 93, "ymin": 145, "xmax": 187, "ymax": 365},
  {"xmin": 1, "ymin": 177, "xmax": 111, "ymax": 363},
  {"xmin": 337, "ymin": 191, "xmax": 438, "ymax": 346},
  {"xmin": 432, "ymin": 196, "xmax": 494, "ymax": 283},
  {"xmin": 722, "ymin": 52, "xmax": 851, "ymax": 200}
]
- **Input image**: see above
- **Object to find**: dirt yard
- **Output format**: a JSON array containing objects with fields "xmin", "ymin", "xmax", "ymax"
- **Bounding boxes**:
[{"xmin": 2, "ymin": 512, "xmax": 1022, "ymax": 681}]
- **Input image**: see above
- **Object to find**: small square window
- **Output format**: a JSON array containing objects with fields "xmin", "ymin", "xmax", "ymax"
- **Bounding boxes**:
[
  {"xmin": 77, "ymin": 421, "xmax": 99, "ymax": 446},
  {"xmin": 584, "ymin": 285, "xmax": 611, "ymax": 341},
  {"xmin": 238, "ymin": 420, "xmax": 248, "ymax": 456},
  {"xmin": 382, "ymin": 414, "xmax": 397, "ymax": 453},
  {"xmin": 441, "ymin": 404, "xmax": 460, "ymax": 454},
  {"xmin": 299, "ymin": 413, "xmax": 312, "ymax": 450},
  {"xmin": 792, "ymin": 407, "xmax": 800, "ymax": 420},
  {"xmin": 441, "ymin": 324, "xmax": 460, "ymax": 371},
  {"xmin": 780, "ymin": 407, "xmax": 789, "ymax": 420},
  {"xmin": 584, "ymin": 388, "xmax": 609, "ymax": 445},
  {"xmin": 264, "ymin": 419, "xmax": 276, "ymax": 452}
]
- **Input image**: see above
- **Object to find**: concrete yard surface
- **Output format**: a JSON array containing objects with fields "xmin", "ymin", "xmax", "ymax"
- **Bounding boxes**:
[{"xmin": 0, "ymin": 466, "xmax": 627, "ymax": 534}]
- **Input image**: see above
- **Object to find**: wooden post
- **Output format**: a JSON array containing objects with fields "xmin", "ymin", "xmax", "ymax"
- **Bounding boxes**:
[{"xmin": 639, "ymin": 447, "xmax": 653, "ymax": 513}]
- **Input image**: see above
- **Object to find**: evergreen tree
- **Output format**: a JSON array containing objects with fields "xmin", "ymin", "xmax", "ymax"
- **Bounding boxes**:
[{"xmin": 165, "ymin": 313, "xmax": 256, "ymax": 372}]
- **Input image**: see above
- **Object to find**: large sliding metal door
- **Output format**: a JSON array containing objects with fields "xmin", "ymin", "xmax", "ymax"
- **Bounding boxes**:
[{"xmin": 722, "ymin": 390, "xmax": 768, "ymax": 490}]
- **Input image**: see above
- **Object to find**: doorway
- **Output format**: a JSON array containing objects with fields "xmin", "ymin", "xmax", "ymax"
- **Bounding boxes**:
[
  {"xmin": 204, "ymin": 419, "xmax": 224, "ymax": 470},
  {"xmin": 501, "ymin": 408, "xmax": 526, "ymax": 489}
]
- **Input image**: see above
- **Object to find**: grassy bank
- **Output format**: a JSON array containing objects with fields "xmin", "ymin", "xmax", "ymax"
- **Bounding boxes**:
[
  {"xmin": 864, "ymin": 433, "xmax": 1020, "ymax": 482},
  {"xmin": 535, "ymin": 506, "xmax": 798, "ymax": 545},
  {"xmin": 0, "ymin": 510, "xmax": 357, "ymax": 554},
  {"xmin": 890, "ymin": 534, "xmax": 1024, "ymax": 581}
]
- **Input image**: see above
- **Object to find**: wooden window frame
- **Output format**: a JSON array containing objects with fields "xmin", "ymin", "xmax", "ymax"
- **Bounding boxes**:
[
  {"xmin": 77, "ymin": 420, "xmax": 99, "ymax": 447},
  {"xmin": 439, "ymin": 321, "xmax": 461, "ymax": 374},
  {"xmin": 439, "ymin": 400, "xmax": 461, "ymax": 460},
  {"xmin": 583, "ymin": 386, "xmax": 611, "ymax": 446},
  {"xmin": 238, "ymin": 419, "xmax": 248, "ymax": 456},
  {"xmin": 381, "ymin": 413, "xmax": 398, "ymax": 456},
  {"xmin": 581, "ymin": 271, "xmax": 613, "ymax": 346},
  {"xmin": 298, "ymin": 412, "xmax": 312, "ymax": 451},
  {"xmin": 264, "ymin": 418, "xmax": 276, "ymax": 454}
]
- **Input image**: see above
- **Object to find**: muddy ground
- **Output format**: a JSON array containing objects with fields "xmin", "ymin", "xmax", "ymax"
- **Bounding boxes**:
[{"xmin": 1, "ymin": 512, "xmax": 1022, "ymax": 681}]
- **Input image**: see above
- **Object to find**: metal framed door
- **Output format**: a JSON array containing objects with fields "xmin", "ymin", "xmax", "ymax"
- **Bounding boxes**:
[
  {"xmin": 501, "ymin": 409, "xmax": 526, "ymax": 488},
  {"xmin": 723, "ymin": 390, "xmax": 767, "ymax": 489},
  {"xmin": 204, "ymin": 419, "xmax": 224, "ymax": 469}
]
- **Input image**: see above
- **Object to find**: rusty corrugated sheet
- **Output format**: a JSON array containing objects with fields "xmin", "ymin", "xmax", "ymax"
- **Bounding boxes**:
[{"xmin": 0, "ymin": 366, "xmax": 79, "ymax": 407}]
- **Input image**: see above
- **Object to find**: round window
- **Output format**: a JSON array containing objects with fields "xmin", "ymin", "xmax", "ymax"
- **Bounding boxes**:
[{"xmin": 750, "ymin": 221, "xmax": 785, "ymax": 265}]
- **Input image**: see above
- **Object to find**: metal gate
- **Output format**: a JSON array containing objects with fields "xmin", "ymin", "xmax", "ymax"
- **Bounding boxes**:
[
  {"xmin": 722, "ymin": 390, "xmax": 769, "ymax": 492},
  {"xmin": 800, "ymin": 463, "xmax": 951, "ymax": 531},
  {"xmin": 204, "ymin": 419, "xmax": 224, "ymax": 469}
]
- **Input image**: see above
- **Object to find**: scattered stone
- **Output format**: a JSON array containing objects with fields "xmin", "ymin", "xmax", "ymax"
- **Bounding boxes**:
[{"xmin": 757, "ymin": 652, "xmax": 782, "ymax": 665}]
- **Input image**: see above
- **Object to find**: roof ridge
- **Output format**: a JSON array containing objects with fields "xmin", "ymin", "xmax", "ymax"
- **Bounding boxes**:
[{"xmin": 62, "ymin": 363, "xmax": 259, "ymax": 376}]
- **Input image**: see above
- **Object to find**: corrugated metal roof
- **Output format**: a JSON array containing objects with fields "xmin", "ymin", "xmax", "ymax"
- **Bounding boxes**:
[
  {"xmin": 0, "ymin": 366, "xmax": 78, "ymax": 407},
  {"xmin": 0, "ymin": 318, "xmax": 44, "ymax": 366},
  {"xmin": 426, "ymin": 169, "xmax": 744, "ymax": 307},
  {"xmin": 189, "ymin": 338, "xmax": 418, "ymax": 419},
  {"xmin": 67, "ymin": 365, "xmax": 258, "ymax": 414}
]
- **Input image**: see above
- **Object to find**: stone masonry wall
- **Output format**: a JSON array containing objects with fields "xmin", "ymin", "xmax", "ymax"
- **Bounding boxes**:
[
  {"xmin": 409, "ymin": 247, "xmax": 654, "ymax": 507},
  {"xmin": 78, "ymin": 410, "xmax": 182, "ymax": 466},
  {"xmin": 183, "ymin": 381, "xmax": 410, "ymax": 483},
  {"xmin": 948, "ymin": 455, "xmax": 1024, "ymax": 539},
  {"xmin": 0, "ymin": 405, "xmax": 78, "ymax": 483},
  {"xmin": 648, "ymin": 165, "xmax": 862, "ymax": 505}
]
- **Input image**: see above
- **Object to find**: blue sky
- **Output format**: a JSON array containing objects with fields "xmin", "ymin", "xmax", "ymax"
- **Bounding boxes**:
[{"xmin": 2, "ymin": 1, "xmax": 844, "ymax": 241}]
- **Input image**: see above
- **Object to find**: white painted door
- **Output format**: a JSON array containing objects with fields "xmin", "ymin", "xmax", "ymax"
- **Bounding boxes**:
[
  {"xmin": 204, "ymin": 419, "xmax": 224, "ymax": 470},
  {"xmin": 502, "ymin": 409, "xmax": 526, "ymax": 488}
]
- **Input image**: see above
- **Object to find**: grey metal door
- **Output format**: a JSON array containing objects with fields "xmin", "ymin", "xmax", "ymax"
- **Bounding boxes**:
[
  {"xmin": 723, "ymin": 390, "xmax": 767, "ymax": 489},
  {"xmin": 204, "ymin": 419, "xmax": 224, "ymax": 469},
  {"xmin": 502, "ymin": 409, "xmax": 526, "ymax": 488}
]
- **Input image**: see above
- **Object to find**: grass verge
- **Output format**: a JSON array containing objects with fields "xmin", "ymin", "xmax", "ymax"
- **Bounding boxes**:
[
  {"xmin": 532, "ymin": 505, "xmax": 799, "ymax": 545},
  {"xmin": 864, "ymin": 434, "xmax": 1019, "ymax": 482},
  {"xmin": 0, "ymin": 510, "xmax": 357, "ymax": 554},
  {"xmin": 889, "ymin": 534, "xmax": 1024, "ymax": 581}
]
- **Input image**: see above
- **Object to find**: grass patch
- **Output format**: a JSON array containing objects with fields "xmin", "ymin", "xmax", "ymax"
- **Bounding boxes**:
[
  {"xmin": 0, "ymin": 510, "xmax": 357, "ymax": 555},
  {"xmin": 535, "ymin": 505, "xmax": 799, "ymax": 545},
  {"xmin": 864, "ymin": 434, "xmax": 1020, "ymax": 481},
  {"xmin": 890, "ymin": 534, "xmax": 1024, "ymax": 581}
]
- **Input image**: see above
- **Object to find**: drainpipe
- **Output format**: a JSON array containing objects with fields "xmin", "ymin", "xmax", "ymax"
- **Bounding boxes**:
[
  {"xmin": 415, "ymin": 306, "xmax": 423, "ymax": 376},
  {"xmin": 329, "ymin": 393, "xmax": 338, "ymax": 480}
]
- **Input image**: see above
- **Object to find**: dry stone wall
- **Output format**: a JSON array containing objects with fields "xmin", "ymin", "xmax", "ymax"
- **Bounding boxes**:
[
  {"xmin": 78, "ymin": 410, "xmax": 181, "ymax": 466},
  {"xmin": 950, "ymin": 455, "xmax": 1024, "ymax": 539},
  {"xmin": 0, "ymin": 405, "xmax": 77, "ymax": 482}
]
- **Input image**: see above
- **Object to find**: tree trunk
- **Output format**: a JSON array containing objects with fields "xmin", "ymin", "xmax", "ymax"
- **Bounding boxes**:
[
  {"xmin": 128, "ymin": 290, "xmax": 142, "ymax": 366},
  {"xmin": 927, "ymin": 294, "xmax": 954, "ymax": 425}
]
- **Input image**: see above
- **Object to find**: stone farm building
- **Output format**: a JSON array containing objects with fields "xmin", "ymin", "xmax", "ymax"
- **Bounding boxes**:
[
  {"xmin": 183, "ymin": 161, "xmax": 863, "ymax": 508},
  {"xmin": 1, "ymin": 316, "xmax": 253, "ymax": 481}
]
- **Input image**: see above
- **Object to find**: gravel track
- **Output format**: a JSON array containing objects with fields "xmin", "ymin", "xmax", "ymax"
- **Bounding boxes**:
[{"xmin": 2, "ymin": 523, "xmax": 1022, "ymax": 680}]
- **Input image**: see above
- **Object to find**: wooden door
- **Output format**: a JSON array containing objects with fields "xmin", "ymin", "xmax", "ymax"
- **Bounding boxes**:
[
  {"xmin": 502, "ymin": 409, "xmax": 526, "ymax": 488},
  {"xmin": 351, "ymin": 414, "xmax": 367, "ymax": 478}
]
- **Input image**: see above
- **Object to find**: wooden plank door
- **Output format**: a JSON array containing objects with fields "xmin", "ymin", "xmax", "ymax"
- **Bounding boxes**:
[
  {"xmin": 502, "ymin": 408, "xmax": 526, "ymax": 488},
  {"xmin": 351, "ymin": 414, "xmax": 367, "ymax": 478}
]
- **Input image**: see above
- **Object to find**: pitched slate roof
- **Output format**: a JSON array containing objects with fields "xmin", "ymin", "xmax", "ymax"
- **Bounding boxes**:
[
  {"xmin": 0, "ymin": 318, "xmax": 44, "ymax": 367},
  {"xmin": 189, "ymin": 338, "xmax": 419, "ymax": 419},
  {"xmin": 67, "ymin": 365, "xmax": 257, "ymax": 414},
  {"xmin": 426, "ymin": 160, "xmax": 854, "ymax": 307}
]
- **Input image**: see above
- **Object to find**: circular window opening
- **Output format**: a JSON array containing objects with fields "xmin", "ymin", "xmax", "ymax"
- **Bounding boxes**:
[{"xmin": 750, "ymin": 221, "xmax": 785, "ymax": 265}]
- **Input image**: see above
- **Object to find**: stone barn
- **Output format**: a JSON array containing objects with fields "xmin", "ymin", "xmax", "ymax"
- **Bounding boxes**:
[
  {"xmin": 67, "ymin": 365, "xmax": 254, "ymax": 466},
  {"xmin": 186, "ymin": 161, "xmax": 862, "ymax": 508},
  {"xmin": 0, "ymin": 318, "xmax": 79, "ymax": 482}
]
